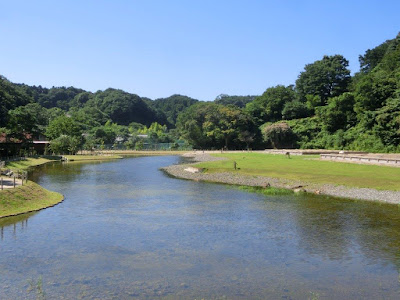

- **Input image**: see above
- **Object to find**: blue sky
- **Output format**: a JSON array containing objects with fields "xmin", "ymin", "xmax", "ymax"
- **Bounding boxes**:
[{"xmin": 1, "ymin": 0, "xmax": 399, "ymax": 101}]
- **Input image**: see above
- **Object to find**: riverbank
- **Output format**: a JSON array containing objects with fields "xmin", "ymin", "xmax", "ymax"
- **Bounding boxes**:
[
  {"xmin": 0, "ymin": 156, "xmax": 65, "ymax": 218},
  {"xmin": 63, "ymin": 154, "xmax": 123, "ymax": 161},
  {"xmin": 162, "ymin": 152, "xmax": 400, "ymax": 204},
  {"xmin": 0, "ymin": 181, "xmax": 64, "ymax": 218},
  {"xmin": 5, "ymin": 156, "xmax": 60, "ymax": 171}
]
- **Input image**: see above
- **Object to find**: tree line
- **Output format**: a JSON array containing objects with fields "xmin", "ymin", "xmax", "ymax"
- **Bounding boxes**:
[{"xmin": 1, "ymin": 32, "xmax": 399, "ymax": 154}]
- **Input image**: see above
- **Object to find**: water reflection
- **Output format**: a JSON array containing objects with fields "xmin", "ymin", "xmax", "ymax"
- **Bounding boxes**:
[
  {"xmin": 1, "ymin": 156, "xmax": 400, "ymax": 299},
  {"xmin": 0, "ymin": 212, "xmax": 37, "ymax": 240},
  {"xmin": 292, "ymin": 194, "xmax": 400, "ymax": 268}
]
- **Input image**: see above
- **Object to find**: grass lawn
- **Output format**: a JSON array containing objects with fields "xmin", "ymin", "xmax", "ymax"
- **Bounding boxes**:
[
  {"xmin": 0, "ymin": 181, "xmax": 63, "ymax": 218},
  {"xmin": 5, "ymin": 157, "xmax": 58, "ymax": 171},
  {"xmin": 195, "ymin": 153, "xmax": 400, "ymax": 191}
]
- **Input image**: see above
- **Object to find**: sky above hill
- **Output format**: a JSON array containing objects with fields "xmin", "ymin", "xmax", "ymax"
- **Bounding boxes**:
[{"xmin": 1, "ymin": 0, "xmax": 400, "ymax": 101}]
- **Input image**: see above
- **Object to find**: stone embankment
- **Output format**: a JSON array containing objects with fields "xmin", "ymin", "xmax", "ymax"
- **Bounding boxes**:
[
  {"xmin": 321, "ymin": 153, "xmax": 400, "ymax": 167},
  {"xmin": 162, "ymin": 152, "xmax": 400, "ymax": 204}
]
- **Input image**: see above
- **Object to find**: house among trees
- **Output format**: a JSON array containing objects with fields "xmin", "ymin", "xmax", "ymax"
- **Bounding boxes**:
[{"xmin": 0, "ymin": 133, "xmax": 50, "ymax": 157}]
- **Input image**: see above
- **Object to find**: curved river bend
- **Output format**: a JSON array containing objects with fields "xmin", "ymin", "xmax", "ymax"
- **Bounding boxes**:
[{"xmin": 1, "ymin": 156, "xmax": 400, "ymax": 299}]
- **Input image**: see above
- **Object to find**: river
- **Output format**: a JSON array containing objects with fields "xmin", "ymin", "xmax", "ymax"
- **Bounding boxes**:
[{"xmin": 1, "ymin": 156, "xmax": 400, "ymax": 299}]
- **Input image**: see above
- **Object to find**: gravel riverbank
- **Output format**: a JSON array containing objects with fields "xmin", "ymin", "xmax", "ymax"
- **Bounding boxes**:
[{"xmin": 161, "ymin": 153, "xmax": 400, "ymax": 204}]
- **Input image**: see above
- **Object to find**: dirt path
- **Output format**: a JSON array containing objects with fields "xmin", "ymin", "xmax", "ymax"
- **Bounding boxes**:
[{"xmin": 0, "ymin": 177, "xmax": 23, "ymax": 189}]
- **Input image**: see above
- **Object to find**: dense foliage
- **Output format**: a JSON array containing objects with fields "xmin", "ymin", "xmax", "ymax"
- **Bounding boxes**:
[
  {"xmin": 214, "ymin": 94, "xmax": 256, "ymax": 108},
  {"xmin": 151, "ymin": 94, "xmax": 199, "ymax": 126},
  {"xmin": 1, "ymin": 32, "xmax": 400, "ymax": 154}
]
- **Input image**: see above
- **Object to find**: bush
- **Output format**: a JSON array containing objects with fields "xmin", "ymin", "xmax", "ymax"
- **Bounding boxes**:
[{"xmin": 263, "ymin": 122, "xmax": 296, "ymax": 149}]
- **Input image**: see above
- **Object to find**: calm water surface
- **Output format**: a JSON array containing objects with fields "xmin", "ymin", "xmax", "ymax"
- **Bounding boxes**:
[{"xmin": 1, "ymin": 156, "xmax": 400, "ymax": 299}]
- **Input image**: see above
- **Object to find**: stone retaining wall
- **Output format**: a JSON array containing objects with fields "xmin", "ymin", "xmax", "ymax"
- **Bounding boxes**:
[{"xmin": 321, "ymin": 154, "xmax": 400, "ymax": 167}]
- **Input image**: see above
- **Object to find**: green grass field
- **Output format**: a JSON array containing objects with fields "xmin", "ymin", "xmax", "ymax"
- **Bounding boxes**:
[
  {"xmin": 0, "ymin": 181, "xmax": 64, "ymax": 218},
  {"xmin": 195, "ymin": 153, "xmax": 400, "ymax": 191}
]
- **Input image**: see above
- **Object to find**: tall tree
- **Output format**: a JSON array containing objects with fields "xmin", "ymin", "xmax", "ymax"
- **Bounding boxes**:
[
  {"xmin": 296, "ymin": 55, "xmax": 351, "ymax": 107},
  {"xmin": 316, "ymin": 92, "xmax": 356, "ymax": 133},
  {"xmin": 7, "ymin": 103, "xmax": 49, "ymax": 141},
  {"xmin": 359, "ymin": 40, "xmax": 391, "ymax": 73},
  {"xmin": 0, "ymin": 76, "xmax": 32, "ymax": 127},
  {"xmin": 46, "ymin": 115, "xmax": 82, "ymax": 140},
  {"xmin": 177, "ymin": 103, "xmax": 260, "ymax": 149},
  {"xmin": 246, "ymin": 85, "xmax": 295, "ymax": 124}
]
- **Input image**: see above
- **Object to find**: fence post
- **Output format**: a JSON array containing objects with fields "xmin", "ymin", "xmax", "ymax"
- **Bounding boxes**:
[
  {"xmin": 1, "ymin": 176, "xmax": 2, "ymax": 190},
  {"xmin": 14, "ymin": 176, "xmax": 16, "ymax": 188}
]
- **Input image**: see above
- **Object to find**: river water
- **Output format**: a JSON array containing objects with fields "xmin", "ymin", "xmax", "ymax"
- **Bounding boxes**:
[{"xmin": 1, "ymin": 156, "xmax": 400, "ymax": 299}]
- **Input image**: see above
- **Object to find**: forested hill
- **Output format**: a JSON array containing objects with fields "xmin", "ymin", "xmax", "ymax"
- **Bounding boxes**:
[
  {"xmin": 150, "ymin": 94, "xmax": 199, "ymax": 126},
  {"xmin": 0, "ymin": 79, "xmax": 203, "ymax": 128},
  {"xmin": 284, "ymin": 32, "xmax": 400, "ymax": 152},
  {"xmin": 1, "ymin": 32, "xmax": 400, "ymax": 154}
]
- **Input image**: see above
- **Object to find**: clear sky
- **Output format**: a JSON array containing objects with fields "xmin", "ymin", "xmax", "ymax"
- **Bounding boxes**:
[{"xmin": 1, "ymin": 0, "xmax": 399, "ymax": 101}]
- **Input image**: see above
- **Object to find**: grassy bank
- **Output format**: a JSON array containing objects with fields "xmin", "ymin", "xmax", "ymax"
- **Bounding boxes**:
[
  {"xmin": 63, "ymin": 154, "xmax": 123, "ymax": 161},
  {"xmin": 237, "ymin": 185, "xmax": 294, "ymax": 196},
  {"xmin": 195, "ymin": 153, "xmax": 400, "ymax": 191},
  {"xmin": 5, "ymin": 157, "xmax": 59, "ymax": 171},
  {"xmin": 0, "ymin": 181, "xmax": 64, "ymax": 218}
]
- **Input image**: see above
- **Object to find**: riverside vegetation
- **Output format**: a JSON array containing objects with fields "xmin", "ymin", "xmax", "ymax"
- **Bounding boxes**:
[{"xmin": 1, "ymin": 33, "xmax": 400, "ymax": 155}]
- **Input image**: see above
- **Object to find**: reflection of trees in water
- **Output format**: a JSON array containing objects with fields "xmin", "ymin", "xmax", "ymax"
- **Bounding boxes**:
[
  {"xmin": 351, "ymin": 202, "xmax": 400, "ymax": 269},
  {"xmin": 293, "ymin": 194, "xmax": 352, "ymax": 260},
  {"xmin": 293, "ymin": 194, "xmax": 400, "ymax": 268},
  {"xmin": 0, "ymin": 212, "xmax": 37, "ymax": 240},
  {"xmin": 29, "ymin": 161, "xmax": 87, "ymax": 184}
]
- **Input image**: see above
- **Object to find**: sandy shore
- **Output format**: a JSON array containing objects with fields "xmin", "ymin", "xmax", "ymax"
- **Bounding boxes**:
[{"xmin": 162, "ymin": 153, "xmax": 400, "ymax": 204}]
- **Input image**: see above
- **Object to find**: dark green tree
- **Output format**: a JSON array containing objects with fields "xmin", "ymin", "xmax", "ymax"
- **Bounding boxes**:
[
  {"xmin": 0, "ymin": 76, "xmax": 32, "ymax": 127},
  {"xmin": 296, "ymin": 55, "xmax": 351, "ymax": 107},
  {"xmin": 246, "ymin": 85, "xmax": 296, "ymax": 124},
  {"xmin": 359, "ymin": 40, "xmax": 391, "ymax": 73},
  {"xmin": 46, "ymin": 115, "xmax": 82, "ymax": 140},
  {"xmin": 282, "ymin": 100, "xmax": 310, "ymax": 120},
  {"xmin": 317, "ymin": 92, "xmax": 356, "ymax": 132},
  {"xmin": 177, "ymin": 103, "xmax": 260, "ymax": 149},
  {"xmin": 7, "ymin": 103, "xmax": 49, "ymax": 141}
]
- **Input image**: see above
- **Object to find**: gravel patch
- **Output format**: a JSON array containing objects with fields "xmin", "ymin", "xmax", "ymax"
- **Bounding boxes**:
[{"xmin": 162, "ymin": 153, "xmax": 400, "ymax": 204}]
